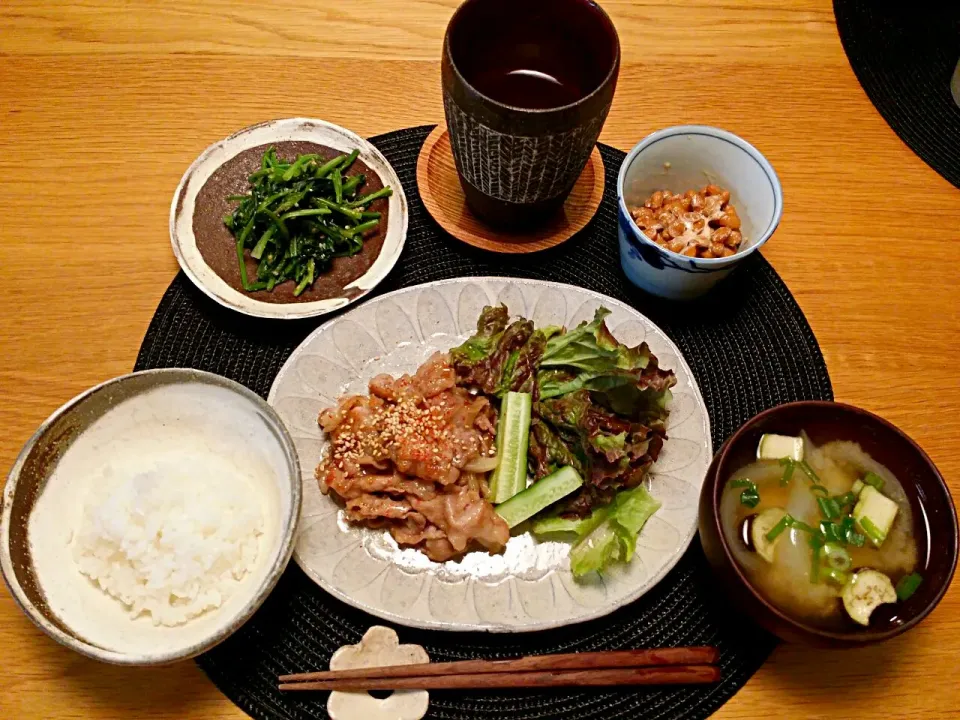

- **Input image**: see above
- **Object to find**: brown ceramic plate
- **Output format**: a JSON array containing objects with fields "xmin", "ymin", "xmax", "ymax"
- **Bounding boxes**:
[
  {"xmin": 171, "ymin": 118, "xmax": 408, "ymax": 320},
  {"xmin": 699, "ymin": 401, "xmax": 958, "ymax": 646},
  {"xmin": 416, "ymin": 125, "xmax": 604, "ymax": 254}
]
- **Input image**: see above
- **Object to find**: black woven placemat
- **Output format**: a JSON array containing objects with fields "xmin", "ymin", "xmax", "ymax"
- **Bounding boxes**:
[
  {"xmin": 135, "ymin": 126, "xmax": 832, "ymax": 720},
  {"xmin": 834, "ymin": 0, "xmax": 960, "ymax": 189}
]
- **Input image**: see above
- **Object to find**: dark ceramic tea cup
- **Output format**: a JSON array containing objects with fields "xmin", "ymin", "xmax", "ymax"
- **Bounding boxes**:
[{"xmin": 441, "ymin": 0, "xmax": 620, "ymax": 229}]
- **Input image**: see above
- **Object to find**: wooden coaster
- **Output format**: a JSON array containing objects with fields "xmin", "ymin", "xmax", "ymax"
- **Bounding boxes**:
[{"xmin": 416, "ymin": 125, "xmax": 605, "ymax": 254}]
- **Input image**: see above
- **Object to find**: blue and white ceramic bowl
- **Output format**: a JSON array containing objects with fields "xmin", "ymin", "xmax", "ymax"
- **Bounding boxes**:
[{"xmin": 617, "ymin": 126, "xmax": 783, "ymax": 300}]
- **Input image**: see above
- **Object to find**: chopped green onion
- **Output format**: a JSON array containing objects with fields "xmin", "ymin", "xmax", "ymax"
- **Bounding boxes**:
[
  {"xmin": 817, "ymin": 496, "xmax": 842, "ymax": 520},
  {"xmin": 846, "ymin": 528, "xmax": 866, "ymax": 547},
  {"xmin": 798, "ymin": 459, "xmax": 822, "ymax": 484},
  {"xmin": 791, "ymin": 519, "xmax": 818, "ymax": 534},
  {"xmin": 835, "ymin": 491, "xmax": 858, "ymax": 508},
  {"xmin": 838, "ymin": 516, "xmax": 859, "ymax": 544},
  {"xmin": 895, "ymin": 573, "xmax": 923, "ymax": 601},
  {"xmin": 779, "ymin": 458, "xmax": 796, "ymax": 486},
  {"xmin": 863, "ymin": 471, "xmax": 885, "ymax": 490},
  {"xmin": 821, "ymin": 521, "xmax": 845, "ymax": 544},
  {"xmin": 740, "ymin": 489, "xmax": 760, "ymax": 508},
  {"xmin": 765, "ymin": 513, "xmax": 794, "ymax": 542},
  {"xmin": 730, "ymin": 478, "xmax": 760, "ymax": 508},
  {"xmin": 822, "ymin": 542, "xmax": 852, "ymax": 571},
  {"xmin": 810, "ymin": 484, "xmax": 829, "ymax": 496},
  {"xmin": 859, "ymin": 516, "xmax": 885, "ymax": 545},
  {"xmin": 821, "ymin": 567, "xmax": 850, "ymax": 586}
]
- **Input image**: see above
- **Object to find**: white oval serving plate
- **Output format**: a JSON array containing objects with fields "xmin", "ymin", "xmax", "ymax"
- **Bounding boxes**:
[
  {"xmin": 268, "ymin": 277, "xmax": 711, "ymax": 631},
  {"xmin": 170, "ymin": 117, "xmax": 408, "ymax": 320}
]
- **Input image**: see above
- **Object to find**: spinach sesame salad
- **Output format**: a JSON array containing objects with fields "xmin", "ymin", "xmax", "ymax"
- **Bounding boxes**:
[{"xmin": 223, "ymin": 147, "xmax": 393, "ymax": 296}]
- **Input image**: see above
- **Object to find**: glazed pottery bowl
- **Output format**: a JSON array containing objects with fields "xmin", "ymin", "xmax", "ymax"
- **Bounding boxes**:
[
  {"xmin": 442, "ymin": 0, "xmax": 619, "ymax": 228},
  {"xmin": 699, "ymin": 401, "xmax": 958, "ymax": 646},
  {"xmin": 617, "ymin": 125, "xmax": 783, "ymax": 300},
  {"xmin": 0, "ymin": 369, "xmax": 301, "ymax": 665},
  {"xmin": 170, "ymin": 117, "xmax": 408, "ymax": 320}
]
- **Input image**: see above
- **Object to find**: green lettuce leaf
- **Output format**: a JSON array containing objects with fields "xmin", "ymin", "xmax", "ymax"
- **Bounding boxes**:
[
  {"xmin": 538, "ymin": 308, "xmax": 674, "ymax": 423},
  {"xmin": 528, "ymin": 418, "xmax": 586, "ymax": 478},
  {"xmin": 451, "ymin": 304, "xmax": 508, "ymax": 364},
  {"xmin": 569, "ymin": 521, "xmax": 622, "ymax": 577},
  {"xmin": 501, "ymin": 327, "xmax": 559, "ymax": 396},
  {"xmin": 532, "ymin": 504, "xmax": 609, "ymax": 537},
  {"xmin": 567, "ymin": 485, "xmax": 661, "ymax": 577},
  {"xmin": 450, "ymin": 305, "xmax": 533, "ymax": 395},
  {"xmin": 610, "ymin": 484, "xmax": 661, "ymax": 561},
  {"xmin": 534, "ymin": 389, "xmax": 663, "ymax": 516},
  {"xmin": 453, "ymin": 304, "xmax": 675, "ymax": 522},
  {"xmin": 542, "ymin": 308, "xmax": 619, "ymax": 370},
  {"xmin": 590, "ymin": 431, "xmax": 627, "ymax": 461},
  {"xmin": 542, "ymin": 308, "xmax": 649, "ymax": 372}
]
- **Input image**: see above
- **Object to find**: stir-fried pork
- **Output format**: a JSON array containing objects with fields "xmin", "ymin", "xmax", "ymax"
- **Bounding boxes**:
[{"xmin": 316, "ymin": 352, "xmax": 509, "ymax": 561}]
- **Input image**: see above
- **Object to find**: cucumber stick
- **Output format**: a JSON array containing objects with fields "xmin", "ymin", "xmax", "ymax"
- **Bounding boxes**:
[
  {"xmin": 488, "ymin": 391, "xmax": 532, "ymax": 504},
  {"xmin": 496, "ymin": 466, "xmax": 583, "ymax": 528}
]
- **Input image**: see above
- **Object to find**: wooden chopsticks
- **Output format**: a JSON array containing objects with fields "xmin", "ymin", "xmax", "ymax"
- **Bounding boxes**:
[{"xmin": 278, "ymin": 647, "xmax": 720, "ymax": 691}]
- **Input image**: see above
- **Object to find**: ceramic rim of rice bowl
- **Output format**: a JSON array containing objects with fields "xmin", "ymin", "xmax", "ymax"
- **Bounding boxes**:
[{"xmin": 0, "ymin": 368, "xmax": 302, "ymax": 665}]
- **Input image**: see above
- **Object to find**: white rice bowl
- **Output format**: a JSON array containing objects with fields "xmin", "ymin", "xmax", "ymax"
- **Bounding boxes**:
[{"xmin": 4, "ymin": 370, "xmax": 301, "ymax": 665}]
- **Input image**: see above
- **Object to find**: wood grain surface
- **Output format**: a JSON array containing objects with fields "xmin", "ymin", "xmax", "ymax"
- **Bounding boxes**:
[
  {"xmin": 417, "ymin": 126, "xmax": 606, "ymax": 252},
  {"xmin": 1, "ymin": 0, "xmax": 958, "ymax": 717}
]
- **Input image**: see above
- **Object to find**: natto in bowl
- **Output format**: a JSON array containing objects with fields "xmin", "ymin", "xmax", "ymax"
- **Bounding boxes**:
[{"xmin": 617, "ymin": 125, "xmax": 783, "ymax": 300}]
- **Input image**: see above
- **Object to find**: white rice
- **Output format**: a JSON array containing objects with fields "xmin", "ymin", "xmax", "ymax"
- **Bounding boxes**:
[{"xmin": 73, "ymin": 461, "xmax": 264, "ymax": 627}]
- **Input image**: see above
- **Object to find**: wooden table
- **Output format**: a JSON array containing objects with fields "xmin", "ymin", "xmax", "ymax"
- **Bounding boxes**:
[{"xmin": 1, "ymin": 0, "xmax": 958, "ymax": 717}]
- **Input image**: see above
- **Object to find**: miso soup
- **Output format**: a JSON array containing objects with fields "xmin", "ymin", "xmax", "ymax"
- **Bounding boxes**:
[{"xmin": 721, "ymin": 433, "xmax": 924, "ymax": 631}]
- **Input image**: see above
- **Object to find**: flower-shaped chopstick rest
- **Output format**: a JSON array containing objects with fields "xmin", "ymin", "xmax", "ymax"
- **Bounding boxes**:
[{"xmin": 327, "ymin": 626, "xmax": 430, "ymax": 720}]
